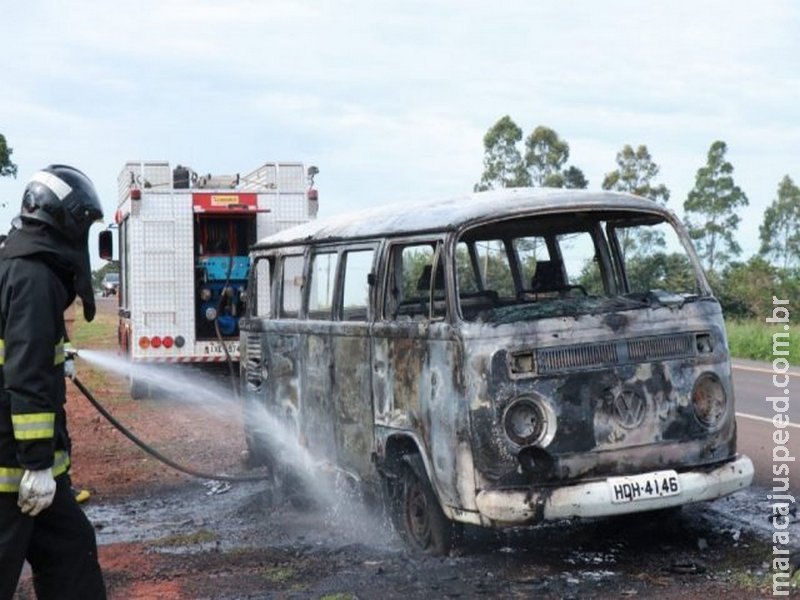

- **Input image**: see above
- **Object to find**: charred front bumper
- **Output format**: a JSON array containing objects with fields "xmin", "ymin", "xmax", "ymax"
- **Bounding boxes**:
[{"xmin": 473, "ymin": 454, "xmax": 753, "ymax": 526}]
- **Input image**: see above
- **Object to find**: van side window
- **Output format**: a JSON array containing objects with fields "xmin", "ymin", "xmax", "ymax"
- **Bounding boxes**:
[
  {"xmin": 280, "ymin": 254, "xmax": 304, "ymax": 318},
  {"xmin": 609, "ymin": 221, "xmax": 699, "ymax": 295},
  {"xmin": 309, "ymin": 251, "xmax": 337, "ymax": 319},
  {"xmin": 340, "ymin": 249, "xmax": 375, "ymax": 321},
  {"xmin": 384, "ymin": 243, "xmax": 442, "ymax": 320},
  {"xmin": 254, "ymin": 256, "xmax": 272, "ymax": 317}
]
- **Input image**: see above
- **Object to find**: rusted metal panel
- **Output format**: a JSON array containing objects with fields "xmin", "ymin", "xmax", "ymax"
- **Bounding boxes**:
[
  {"xmin": 299, "ymin": 333, "xmax": 336, "ymax": 460},
  {"xmin": 372, "ymin": 323, "xmax": 426, "ymax": 429},
  {"xmin": 331, "ymin": 332, "xmax": 374, "ymax": 478}
]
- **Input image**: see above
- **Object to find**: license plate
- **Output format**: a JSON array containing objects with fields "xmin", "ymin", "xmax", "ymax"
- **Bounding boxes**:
[
  {"xmin": 607, "ymin": 470, "xmax": 681, "ymax": 504},
  {"xmin": 204, "ymin": 342, "xmax": 240, "ymax": 355}
]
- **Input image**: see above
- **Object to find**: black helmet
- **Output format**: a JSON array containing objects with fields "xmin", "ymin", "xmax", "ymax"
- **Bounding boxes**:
[{"xmin": 20, "ymin": 164, "xmax": 103, "ymax": 240}]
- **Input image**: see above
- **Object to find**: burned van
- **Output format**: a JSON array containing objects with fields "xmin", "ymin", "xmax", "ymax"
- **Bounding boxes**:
[{"xmin": 239, "ymin": 188, "xmax": 753, "ymax": 554}]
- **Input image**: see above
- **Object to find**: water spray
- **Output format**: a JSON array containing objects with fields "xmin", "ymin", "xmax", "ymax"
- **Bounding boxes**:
[
  {"xmin": 66, "ymin": 348, "xmax": 397, "ymax": 547},
  {"xmin": 65, "ymin": 348, "xmax": 269, "ymax": 483}
]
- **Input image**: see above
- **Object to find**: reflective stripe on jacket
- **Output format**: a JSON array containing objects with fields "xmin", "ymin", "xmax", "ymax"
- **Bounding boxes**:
[{"xmin": 0, "ymin": 450, "xmax": 70, "ymax": 492}]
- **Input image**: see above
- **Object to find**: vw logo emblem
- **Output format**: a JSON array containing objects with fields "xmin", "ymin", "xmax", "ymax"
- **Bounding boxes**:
[{"xmin": 613, "ymin": 389, "xmax": 646, "ymax": 428}]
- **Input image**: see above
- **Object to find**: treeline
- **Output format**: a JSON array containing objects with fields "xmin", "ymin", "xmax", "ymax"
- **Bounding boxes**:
[{"xmin": 474, "ymin": 116, "xmax": 800, "ymax": 319}]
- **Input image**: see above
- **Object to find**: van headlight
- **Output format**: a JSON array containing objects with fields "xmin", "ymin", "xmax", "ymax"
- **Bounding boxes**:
[
  {"xmin": 502, "ymin": 397, "xmax": 556, "ymax": 447},
  {"xmin": 692, "ymin": 372, "xmax": 727, "ymax": 428}
]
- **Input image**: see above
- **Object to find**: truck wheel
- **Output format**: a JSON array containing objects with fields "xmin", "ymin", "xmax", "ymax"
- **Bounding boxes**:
[
  {"xmin": 389, "ymin": 460, "xmax": 455, "ymax": 555},
  {"xmin": 130, "ymin": 377, "xmax": 150, "ymax": 400}
]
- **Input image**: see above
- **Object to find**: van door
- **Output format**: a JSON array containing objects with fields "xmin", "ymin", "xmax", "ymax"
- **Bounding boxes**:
[
  {"xmin": 373, "ymin": 241, "xmax": 439, "ymax": 430},
  {"xmin": 373, "ymin": 240, "xmax": 463, "ymax": 506}
]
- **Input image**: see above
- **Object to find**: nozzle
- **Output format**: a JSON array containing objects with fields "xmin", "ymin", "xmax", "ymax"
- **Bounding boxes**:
[{"xmin": 65, "ymin": 347, "xmax": 79, "ymax": 359}]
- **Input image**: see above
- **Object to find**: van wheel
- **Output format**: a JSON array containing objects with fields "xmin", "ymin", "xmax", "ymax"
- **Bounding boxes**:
[{"xmin": 389, "ymin": 461, "xmax": 455, "ymax": 555}]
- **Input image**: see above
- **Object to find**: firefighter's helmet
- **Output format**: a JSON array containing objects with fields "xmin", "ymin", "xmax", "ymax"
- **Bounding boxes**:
[{"xmin": 20, "ymin": 165, "xmax": 104, "ymax": 240}]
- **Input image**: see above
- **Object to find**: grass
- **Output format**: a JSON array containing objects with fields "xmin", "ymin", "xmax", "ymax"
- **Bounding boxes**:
[
  {"xmin": 726, "ymin": 320, "xmax": 799, "ymax": 366},
  {"xmin": 68, "ymin": 300, "xmax": 118, "ymax": 349},
  {"xmin": 151, "ymin": 529, "xmax": 218, "ymax": 547},
  {"xmin": 68, "ymin": 301, "xmax": 130, "ymax": 398},
  {"xmin": 259, "ymin": 565, "xmax": 296, "ymax": 583}
]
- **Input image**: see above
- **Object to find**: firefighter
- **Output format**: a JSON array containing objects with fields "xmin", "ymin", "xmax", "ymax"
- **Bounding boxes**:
[{"xmin": 0, "ymin": 165, "xmax": 106, "ymax": 599}]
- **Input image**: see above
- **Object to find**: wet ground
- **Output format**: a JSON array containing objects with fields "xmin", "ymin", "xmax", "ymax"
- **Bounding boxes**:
[{"xmin": 83, "ymin": 480, "xmax": 800, "ymax": 598}]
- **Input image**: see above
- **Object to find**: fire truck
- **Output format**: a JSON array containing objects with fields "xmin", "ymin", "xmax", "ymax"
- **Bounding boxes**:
[{"xmin": 99, "ymin": 160, "xmax": 318, "ymax": 398}]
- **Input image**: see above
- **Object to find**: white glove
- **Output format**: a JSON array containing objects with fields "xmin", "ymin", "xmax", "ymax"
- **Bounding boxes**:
[
  {"xmin": 18, "ymin": 469, "xmax": 57, "ymax": 516},
  {"xmin": 64, "ymin": 356, "xmax": 75, "ymax": 379}
]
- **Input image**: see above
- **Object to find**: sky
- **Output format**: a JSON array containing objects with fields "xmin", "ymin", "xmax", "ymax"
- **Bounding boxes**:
[{"xmin": 1, "ymin": 1, "xmax": 798, "ymax": 268}]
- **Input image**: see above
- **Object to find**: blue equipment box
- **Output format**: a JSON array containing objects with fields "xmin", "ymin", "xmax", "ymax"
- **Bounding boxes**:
[{"xmin": 200, "ymin": 256, "xmax": 250, "ymax": 281}]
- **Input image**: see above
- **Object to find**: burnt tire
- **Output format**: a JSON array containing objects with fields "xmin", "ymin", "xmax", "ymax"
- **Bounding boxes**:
[{"xmin": 389, "ymin": 460, "xmax": 455, "ymax": 556}]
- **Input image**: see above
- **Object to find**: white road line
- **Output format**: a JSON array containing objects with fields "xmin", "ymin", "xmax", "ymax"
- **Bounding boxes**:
[
  {"xmin": 732, "ymin": 364, "xmax": 800, "ymax": 377},
  {"xmin": 736, "ymin": 412, "xmax": 800, "ymax": 429}
]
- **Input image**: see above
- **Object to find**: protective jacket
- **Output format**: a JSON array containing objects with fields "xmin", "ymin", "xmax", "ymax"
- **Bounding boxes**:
[{"xmin": 0, "ymin": 224, "xmax": 75, "ymax": 493}]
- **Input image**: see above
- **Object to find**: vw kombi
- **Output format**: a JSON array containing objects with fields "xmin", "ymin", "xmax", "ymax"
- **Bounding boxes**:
[{"xmin": 239, "ymin": 188, "xmax": 753, "ymax": 554}]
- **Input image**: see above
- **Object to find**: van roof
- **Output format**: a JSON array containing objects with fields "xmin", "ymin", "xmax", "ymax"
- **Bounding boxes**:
[{"xmin": 252, "ymin": 188, "xmax": 673, "ymax": 249}]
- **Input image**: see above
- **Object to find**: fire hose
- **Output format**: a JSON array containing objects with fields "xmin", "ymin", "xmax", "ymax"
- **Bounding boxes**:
[{"xmin": 69, "ymin": 374, "xmax": 270, "ymax": 483}]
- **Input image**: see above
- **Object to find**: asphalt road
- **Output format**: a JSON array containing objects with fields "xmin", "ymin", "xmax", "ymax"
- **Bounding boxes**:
[{"xmin": 732, "ymin": 359, "xmax": 800, "ymax": 494}]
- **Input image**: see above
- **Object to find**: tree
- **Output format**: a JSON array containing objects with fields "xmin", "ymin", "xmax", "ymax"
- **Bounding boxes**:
[
  {"xmin": 716, "ymin": 256, "xmax": 783, "ymax": 319},
  {"xmin": 759, "ymin": 175, "xmax": 800, "ymax": 271},
  {"xmin": 522, "ymin": 126, "xmax": 587, "ymax": 189},
  {"xmin": 476, "ymin": 121, "xmax": 587, "ymax": 191},
  {"xmin": 603, "ymin": 144, "xmax": 671, "ymax": 258},
  {"xmin": 0, "ymin": 134, "xmax": 17, "ymax": 179},
  {"xmin": 474, "ymin": 116, "xmax": 529, "ymax": 191},
  {"xmin": 563, "ymin": 165, "xmax": 588, "ymax": 190},
  {"xmin": 683, "ymin": 141, "xmax": 748, "ymax": 273},
  {"xmin": 525, "ymin": 126, "xmax": 569, "ymax": 187},
  {"xmin": 602, "ymin": 144, "xmax": 670, "ymax": 204}
]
